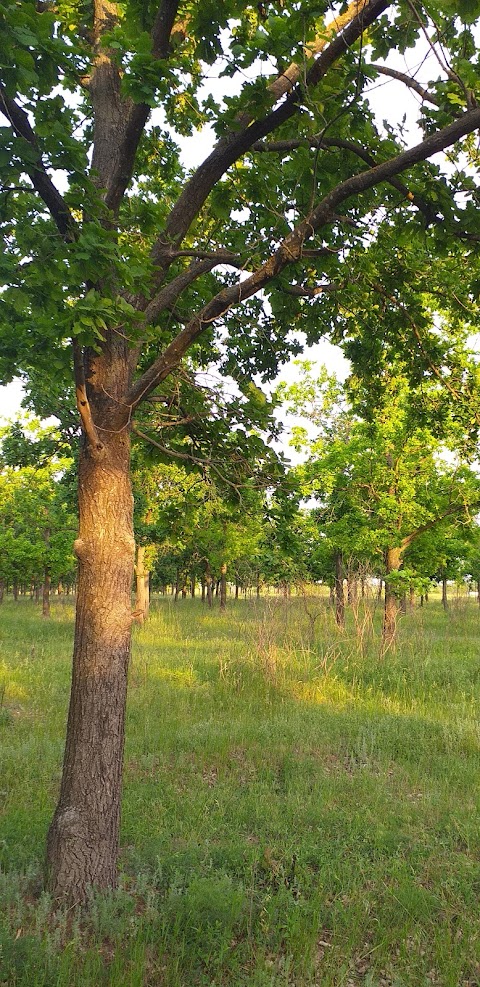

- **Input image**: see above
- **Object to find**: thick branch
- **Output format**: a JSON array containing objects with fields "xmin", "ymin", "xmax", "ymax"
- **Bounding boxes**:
[
  {"xmin": 128, "ymin": 104, "xmax": 480, "ymax": 409},
  {"xmin": 253, "ymin": 134, "xmax": 444, "ymax": 226},
  {"xmin": 269, "ymin": 0, "xmax": 372, "ymax": 102},
  {"xmin": 143, "ymin": 256, "xmax": 232, "ymax": 324},
  {"xmin": 103, "ymin": 0, "xmax": 181, "ymax": 214},
  {"xmin": 149, "ymin": 0, "xmax": 392, "ymax": 268},
  {"xmin": 280, "ymin": 282, "xmax": 335, "ymax": 298},
  {"xmin": 401, "ymin": 499, "xmax": 479, "ymax": 549},
  {"xmin": 73, "ymin": 340, "xmax": 105, "ymax": 457},
  {"xmin": 0, "ymin": 88, "xmax": 76, "ymax": 239}
]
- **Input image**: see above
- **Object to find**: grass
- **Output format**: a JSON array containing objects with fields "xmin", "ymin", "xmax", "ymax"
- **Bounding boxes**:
[{"xmin": 1, "ymin": 591, "xmax": 480, "ymax": 986}]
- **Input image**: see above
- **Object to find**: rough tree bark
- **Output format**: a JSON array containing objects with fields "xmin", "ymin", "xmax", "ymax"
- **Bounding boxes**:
[
  {"xmin": 382, "ymin": 546, "xmax": 402, "ymax": 649},
  {"xmin": 46, "ymin": 343, "xmax": 134, "ymax": 899}
]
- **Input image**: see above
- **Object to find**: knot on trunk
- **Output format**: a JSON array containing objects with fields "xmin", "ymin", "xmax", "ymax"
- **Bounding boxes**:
[{"xmin": 73, "ymin": 538, "xmax": 89, "ymax": 561}]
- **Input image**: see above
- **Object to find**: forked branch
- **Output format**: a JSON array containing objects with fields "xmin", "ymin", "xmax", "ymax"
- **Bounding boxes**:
[{"xmin": 128, "ymin": 104, "xmax": 480, "ymax": 409}]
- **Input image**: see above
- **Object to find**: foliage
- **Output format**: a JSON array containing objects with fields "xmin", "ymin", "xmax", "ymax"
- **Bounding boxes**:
[{"xmin": 0, "ymin": 421, "xmax": 76, "ymax": 590}]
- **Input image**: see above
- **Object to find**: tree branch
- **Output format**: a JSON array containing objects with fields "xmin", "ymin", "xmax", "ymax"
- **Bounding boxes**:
[
  {"xmin": 143, "ymin": 256, "xmax": 232, "ymax": 324},
  {"xmin": 252, "ymin": 134, "xmax": 445, "ymax": 227},
  {"xmin": 103, "ymin": 0, "xmax": 181, "ymax": 214},
  {"xmin": 128, "ymin": 104, "xmax": 480, "ymax": 409},
  {"xmin": 72, "ymin": 340, "xmax": 105, "ymax": 457},
  {"xmin": 369, "ymin": 64, "xmax": 441, "ymax": 105},
  {"xmin": 0, "ymin": 87, "xmax": 76, "ymax": 239},
  {"xmin": 131, "ymin": 424, "xmax": 245, "ymax": 494},
  {"xmin": 149, "ymin": 0, "xmax": 393, "ymax": 269},
  {"xmin": 402, "ymin": 499, "xmax": 479, "ymax": 549}
]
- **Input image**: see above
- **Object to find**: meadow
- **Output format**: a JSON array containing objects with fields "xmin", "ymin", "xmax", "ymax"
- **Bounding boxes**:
[{"xmin": 1, "ymin": 591, "xmax": 480, "ymax": 987}]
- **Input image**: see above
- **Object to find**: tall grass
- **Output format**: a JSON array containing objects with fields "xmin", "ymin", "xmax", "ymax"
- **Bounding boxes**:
[{"xmin": 1, "ymin": 592, "xmax": 480, "ymax": 985}]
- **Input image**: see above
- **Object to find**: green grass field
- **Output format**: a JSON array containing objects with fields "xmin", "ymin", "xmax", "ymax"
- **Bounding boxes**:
[{"xmin": 1, "ymin": 592, "xmax": 480, "ymax": 986}]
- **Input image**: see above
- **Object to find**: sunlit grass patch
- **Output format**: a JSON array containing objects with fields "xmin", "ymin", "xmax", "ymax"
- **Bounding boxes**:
[{"xmin": 1, "ymin": 593, "xmax": 480, "ymax": 985}]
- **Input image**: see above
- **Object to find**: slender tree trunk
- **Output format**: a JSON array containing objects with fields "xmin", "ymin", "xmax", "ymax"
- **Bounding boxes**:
[
  {"xmin": 13, "ymin": 582, "xmax": 19, "ymax": 602},
  {"xmin": 235, "ymin": 581, "xmax": 239, "ymax": 599},
  {"xmin": 134, "ymin": 545, "xmax": 148, "ymax": 623},
  {"xmin": 201, "ymin": 576, "xmax": 206, "ymax": 603},
  {"xmin": 442, "ymin": 575, "xmax": 448, "ymax": 611},
  {"xmin": 377, "ymin": 578, "xmax": 383, "ymax": 601},
  {"xmin": 361, "ymin": 576, "xmax": 365, "ymax": 599},
  {"xmin": 334, "ymin": 551, "xmax": 345, "ymax": 629},
  {"xmin": 256, "ymin": 572, "xmax": 261, "ymax": 598},
  {"xmin": 409, "ymin": 586, "xmax": 415, "ymax": 610},
  {"xmin": 46, "ymin": 423, "xmax": 134, "ymax": 900},
  {"xmin": 383, "ymin": 546, "xmax": 402, "ymax": 649},
  {"xmin": 477, "ymin": 579, "xmax": 480, "ymax": 607},
  {"xmin": 206, "ymin": 567, "xmax": 213, "ymax": 608},
  {"xmin": 42, "ymin": 568, "xmax": 51, "ymax": 619},
  {"xmin": 144, "ymin": 572, "xmax": 150, "ymax": 616},
  {"xmin": 191, "ymin": 575, "xmax": 195, "ymax": 598},
  {"xmin": 0, "ymin": 580, "xmax": 4, "ymax": 603},
  {"xmin": 220, "ymin": 563, "xmax": 227, "ymax": 612}
]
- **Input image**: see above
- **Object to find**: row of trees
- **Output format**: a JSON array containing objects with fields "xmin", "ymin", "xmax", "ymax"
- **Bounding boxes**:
[{"xmin": 3, "ymin": 364, "xmax": 480, "ymax": 641}]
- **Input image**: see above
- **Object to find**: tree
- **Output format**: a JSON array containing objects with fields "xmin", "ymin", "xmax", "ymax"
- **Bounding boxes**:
[
  {"xmin": 1, "ymin": 0, "xmax": 480, "ymax": 898},
  {"xmin": 280, "ymin": 364, "xmax": 480, "ymax": 644},
  {"xmin": 0, "ymin": 459, "xmax": 76, "ymax": 607}
]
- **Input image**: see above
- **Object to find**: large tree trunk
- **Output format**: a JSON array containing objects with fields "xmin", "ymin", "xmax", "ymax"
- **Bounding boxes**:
[
  {"xmin": 383, "ymin": 546, "xmax": 402, "ymax": 649},
  {"xmin": 46, "ymin": 426, "xmax": 134, "ymax": 900}
]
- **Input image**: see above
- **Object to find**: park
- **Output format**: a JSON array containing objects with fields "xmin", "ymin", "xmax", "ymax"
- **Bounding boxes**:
[{"xmin": 1, "ymin": 0, "xmax": 480, "ymax": 982}]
